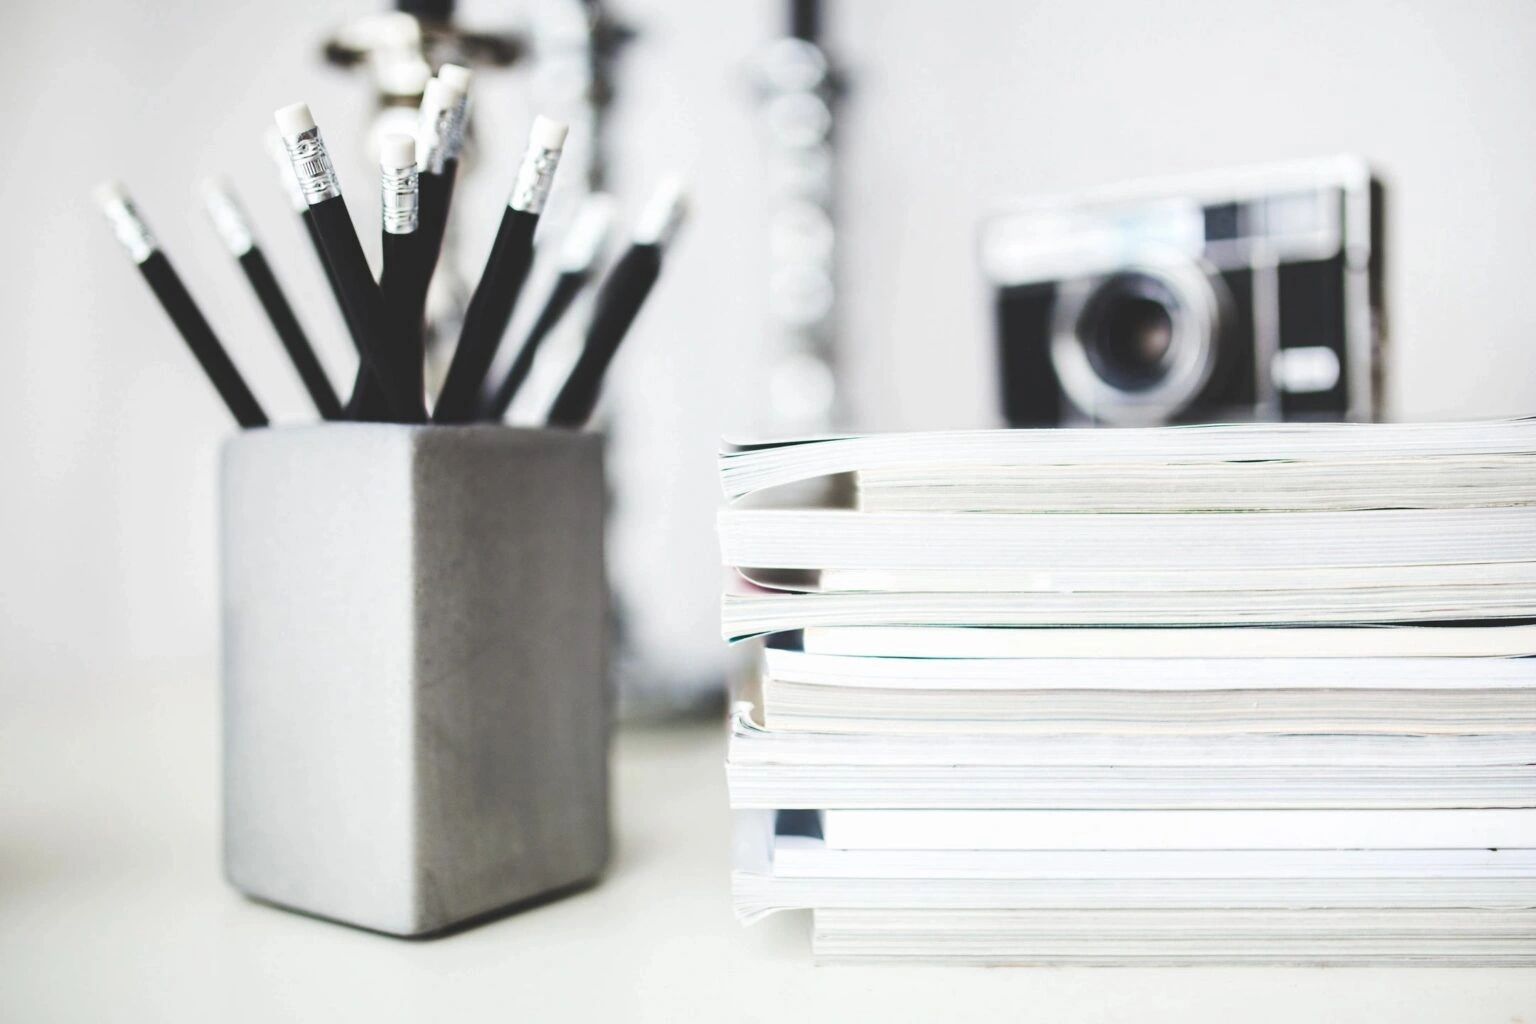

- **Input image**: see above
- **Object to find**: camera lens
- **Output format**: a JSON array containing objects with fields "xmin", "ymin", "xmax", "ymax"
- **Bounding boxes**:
[
  {"xmin": 1079, "ymin": 274, "xmax": 1179, "ymax": 392},
  {"xmin": 1050, "ymin": 260, "xmax": 1225, "ymax": 425}
]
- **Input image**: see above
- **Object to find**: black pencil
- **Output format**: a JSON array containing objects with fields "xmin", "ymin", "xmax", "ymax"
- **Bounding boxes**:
[
  {"xmin": 95, "ymin": 182, "xmax": 268, "ymax": 428},
  {"xmin": 266, "ymin": 127, "xmax": 371, "ymax": 372},
  {"xmin": 201, "ymin": 180, "xmax": 342, "ymax": 419},
  {"xmin": 379, "ymin": 134, "xmax": 427, "ymax": 421},
  {"xmin": 340, "ymin": 135, "xmax": 428, "ymax": 423},
  {"xmin": 480, "ymin": 192, "xmax": 614, "ymax": 421},
  {"xmin": 412, "ymin": 67, "xmax": 471, "ymax": 331},
  {"xmin": 273, "ymin": 102, "xmax": 415, "ymax": 421},
  {"xmin": 340, "ymin": 71, "xmax": 468, "ymax": 420},
  {"xmin": 546, "ymin": 178, "xmax": 687, "ymax": 429},
  {"xmin": 433, "ymin": 116, "xmax": 568, "ymax": 423},
  {"xmin": 269, "ymin": 110, "xmax": 377, "ymax": 418}
]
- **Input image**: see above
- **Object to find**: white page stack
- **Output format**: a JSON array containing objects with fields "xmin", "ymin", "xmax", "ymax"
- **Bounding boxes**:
[{"xmin": 717, "ymin": 419, "xmax": 1536, "ymax": 964}]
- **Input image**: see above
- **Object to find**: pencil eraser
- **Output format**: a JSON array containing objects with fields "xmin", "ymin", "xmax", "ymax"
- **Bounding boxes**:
[
  {"xmin": 634, "ymin": 175, "xmax": 688, "ymax": 246},
  {"xmin": 199, "ymin": 176, "xmax": 232, "ymax": 204},
  {"xmin": 437, "ymin": 63, "xmax": 472, "ymax": 95},
  {"xmin": 528, "ymin": 115, "xmax": 569, "ymax": 151},
  {"xmin": 92, "ymin": 179, "xmax": 130, "ymax": 210},
  {"xmin": 558, "ymin": 192, "xmax": 617, "ymax": 271},
  {"xmin": 273, "ymin": 102, "xmax": 316, "ymax": 136},
  {"xmin": 201, "ymin": 179, "xmax": 255, "ymax": 255},
  {"xmin": 419, "ymin": 78, "xmax": 453, "ymax": 118},
  {"xmin": 380, "ymin": 134, "xmax": 417, "ymax": 170}
]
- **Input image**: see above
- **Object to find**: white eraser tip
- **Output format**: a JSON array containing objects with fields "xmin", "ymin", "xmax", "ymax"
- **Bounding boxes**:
[
  {"xmin": 380, "ymin": 134, "xmax": 417, "ymax": 170},
  {"xmin": 635, "ymin": 175, "xmax": 688, "ymax": 243},
  {"xmin": 576, "ymin": 191, "xmax": 617, "ymax": 229},
  {"xmin": 437, "ymin": 63, "xmax": 472, "ymax": 95},
  {"xmin": 92, "ymin": 179, "xmax": 130, "ymax": 210},
  {"xmin": 199, "ymin": 177, "xmax": 233, "ymax": 203},
  {"xmin": 528, "ymin": 115, "xmax": 569, "ymax": 150},
  {"xmin": 558, "ymin": 192, "xmax": 617, "ymax": 269},
  {"xmin": 419, "ymin": 78, "xmax": 453, "ymax": 116},
  {"xmin": 273, "ymin": 102, "xmax": 316, "ymax": 136}
]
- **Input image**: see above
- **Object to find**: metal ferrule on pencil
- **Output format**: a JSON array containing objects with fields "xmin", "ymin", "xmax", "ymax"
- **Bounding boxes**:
[
  {"xmin": 381, "ymin": 162, "xmax": 419, "ymax": 235},
  {"xmin": 418, "ymin": 104, "xmax": 456, "ymax": 175},
  {"xmin": 508, "ymin": 144, "xmax": 563, "ymax": 214},
  {"xmin": 99, "ymin": 193, "xmax": 158, "ymax": 264},
  {"xmin": 280, "ymin": 126, "xmax": 342, "ymax": 205},
  {"xmin": 445, "ymin": 95, "xmax": 470, "ymax": 161},
  {"xmin": 265, "ymin": 129, "xmax": 309, "ymax": 213},
  {"xmin": 202, "ymin": 184, "xmax": 256, "ymax": 257}
]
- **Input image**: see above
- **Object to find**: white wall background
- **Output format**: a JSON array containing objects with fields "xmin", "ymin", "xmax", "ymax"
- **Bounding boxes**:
[{"xmin": 3, "ymin": 0, "xmax": 1535, "ymax": 706}]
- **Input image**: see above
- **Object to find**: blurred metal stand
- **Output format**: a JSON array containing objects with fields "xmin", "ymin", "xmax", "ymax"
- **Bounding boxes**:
[
  {"xmin": 752, "ymin": 0, "xmax": 844, "ymax": 436},
  {"xmin": 526, "ymin": 0, "xmax": 633, "ymax": 195},
  {"xmin": 722, "ymin": 2, "xmax": 849, "ymax": 716}
]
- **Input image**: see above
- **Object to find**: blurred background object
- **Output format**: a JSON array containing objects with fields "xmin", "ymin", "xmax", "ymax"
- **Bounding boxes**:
[
  {"xmin": 5, "ymin": 0, "xmax": 1536, "ymax": 717},
  {"xmin": 752, "ymin": 0, "xmax": 843, "ymax": 437}
]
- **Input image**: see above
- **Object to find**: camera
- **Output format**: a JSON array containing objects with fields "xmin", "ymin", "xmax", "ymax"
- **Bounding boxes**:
[{"xmin": 981, "ymin": 157, "xmax": 1385, "ymax": 426}]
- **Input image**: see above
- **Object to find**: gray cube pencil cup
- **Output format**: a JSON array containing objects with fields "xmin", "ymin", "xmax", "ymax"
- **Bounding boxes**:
[{"xmin": 219, "ymin": 425, "xmax": 610, "ymax": 937}]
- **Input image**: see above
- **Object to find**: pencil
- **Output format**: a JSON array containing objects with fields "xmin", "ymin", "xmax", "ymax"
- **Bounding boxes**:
[
  {"xmin": 269, "ymin": 118, "xmax": 376, "ymax": 418},
  {"xmin": 379, "ymin": 134, "xmax": 427, "ymax": 421},
  {"xmin": 95, "ymin": 182, "xmax": 268, "ymax": 428},
  {"xmin": 546, "ymin": 178, "xmax": 687, "ymax": 429},
  {"xmin": 266, "ymin": 127, "xmax": 370, "ymax": 368},
  {"xmin": 201, "ymin": 180, "xmax": 343, "ymax": 419},
  {"xmin": 433, "ymin": 116, "xmax": 568, "ymax": 423},
  {"xmin": 341, "ymin": 134, "xmax": 428, "ymax": 423},
  {"xmin": 480, "ymin": 192, "xmax": 614, "ymax": 421},
  {"xmin": 413, "ymin": 66, "xmax": 471, "ymax": 327},
  {"xmin": 346, "ymin": 70, "xmax": 468, "ymax": 420},
  {"xmin": 273, "ymin": 102, "xmax": 415, "ymax": 421}
]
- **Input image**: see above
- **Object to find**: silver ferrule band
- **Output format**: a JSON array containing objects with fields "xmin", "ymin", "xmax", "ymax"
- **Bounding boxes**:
[
  {"xmin": 419, "ymin": 106, "xmax": 455, "ymax": 175},
  {"xmin": 266, "ymin": 129, "xmax": 309, "ymax": 212},
  {"xmin": 508, "ymin": 144, "xmax": 563, "ymax": 214},
  {"xmin": 381, "ymin": 164, "xmax": 419, "ymax": 234},
  {"xmin": 102, "ymin": 198, "xmax": 157, "ymax": 264},
  {"xmin": 444, "ymin": 96, "xmax": 470, "ymax": 161},
  {"xmin": 281, "ymin": 126, "xmax": 342, "ymax": 205},
  {"xmin": 204, "ymin": 190, "xmax": 255, "ymax": 256}
]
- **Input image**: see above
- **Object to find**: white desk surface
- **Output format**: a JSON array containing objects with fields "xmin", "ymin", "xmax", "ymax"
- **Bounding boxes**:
[{"xmin": 3, "ymin": 681, "xmax": 1533, "ymax": 1022}]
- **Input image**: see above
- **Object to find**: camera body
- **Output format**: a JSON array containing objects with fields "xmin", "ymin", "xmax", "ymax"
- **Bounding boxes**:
[{"xmin": 982, "ymin": 157, "xmax": 1385, "ymax": 426}]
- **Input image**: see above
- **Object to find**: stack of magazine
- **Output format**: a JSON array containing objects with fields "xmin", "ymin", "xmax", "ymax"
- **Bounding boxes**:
[{"xmin": 718, "ymin": 420, "xmax": 1536, "ymax": 965}]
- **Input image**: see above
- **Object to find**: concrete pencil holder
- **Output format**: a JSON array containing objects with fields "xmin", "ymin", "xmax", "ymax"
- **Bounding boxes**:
[{"xmin": 218, "ymin": 424, "xmax": 610, "ymax": 937}]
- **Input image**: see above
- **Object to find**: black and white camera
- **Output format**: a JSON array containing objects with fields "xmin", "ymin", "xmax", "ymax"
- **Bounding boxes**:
[{"xmin": 982, "ymin": 157, "xmax": 1385, "ymax": 426}]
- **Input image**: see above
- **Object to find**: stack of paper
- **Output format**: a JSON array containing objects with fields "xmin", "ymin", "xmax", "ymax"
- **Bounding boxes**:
[{"xmin": 717, "ymin": 419, "xmax": 1536, "ymax": 964}]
